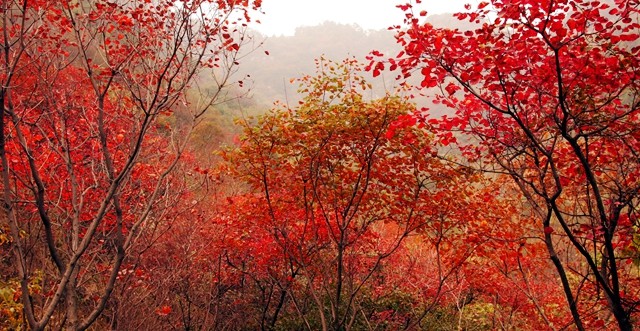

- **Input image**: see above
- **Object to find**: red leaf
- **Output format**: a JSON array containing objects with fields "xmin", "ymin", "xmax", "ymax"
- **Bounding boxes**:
[{"xmin": 445, "ymin": 82, "xmax": 458, "ymax": 95}]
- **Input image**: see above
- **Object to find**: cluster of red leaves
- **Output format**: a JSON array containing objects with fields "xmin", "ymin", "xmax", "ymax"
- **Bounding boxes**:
[
  {"xmin": 368, "ymin": 0, "xmax": 640, "ymax": 329},
  {"xmin": 1, "ymin": 0, "xmax": 260, "ymax": 329}
]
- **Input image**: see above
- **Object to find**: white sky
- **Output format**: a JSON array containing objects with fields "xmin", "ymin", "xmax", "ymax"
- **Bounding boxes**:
[{"xmin": 250, "ymin": 0, "xmax": 477, "ymax": 36}]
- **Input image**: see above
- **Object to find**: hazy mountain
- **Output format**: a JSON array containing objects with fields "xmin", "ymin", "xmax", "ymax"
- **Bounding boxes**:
[
  {"xmin": 237, "ymin": 22, "xmax": 397, "ymax": 105},
  {"xmin": 235, "ymin": 13, "xmax": 475, "ymax": 109}
]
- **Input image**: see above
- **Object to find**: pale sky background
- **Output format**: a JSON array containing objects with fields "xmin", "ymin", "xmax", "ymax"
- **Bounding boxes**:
[{"xmin": 250, "ymin": 0, "xmax": 478, "ymax": 36}]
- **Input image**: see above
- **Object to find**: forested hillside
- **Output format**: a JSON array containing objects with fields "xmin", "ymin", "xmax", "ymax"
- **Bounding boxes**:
[
  {"xmin": 237, "ymin": 22, "xmax": 399, "ymax": 105},
  {"xmin": 238, "ymin": 14, "xmax": 476, "ymax": 106},
  {"xmin": 1, "ymin": 1, "xmax": 639, "ymax": 330}
]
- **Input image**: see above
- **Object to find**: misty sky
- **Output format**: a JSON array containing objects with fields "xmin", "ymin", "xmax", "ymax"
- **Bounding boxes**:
[{"xmin": 251, "ymin": 0, "xmax": 478, "ymax": 36}]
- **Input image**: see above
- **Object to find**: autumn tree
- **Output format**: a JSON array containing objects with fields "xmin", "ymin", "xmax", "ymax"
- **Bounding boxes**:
[
  {"xmin": 220, "ymin": 57, "xmax": 511, "ymax": 330},
  {"xmin": 0, "ymin": 0, "xmax": 260, "ymax": 329},
  {"xmin": 370, "ymin": 0, "xmax": 640, "ymax": 329}
]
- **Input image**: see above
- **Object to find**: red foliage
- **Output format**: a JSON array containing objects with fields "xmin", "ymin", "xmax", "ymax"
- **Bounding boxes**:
[
  {"xmin": 368, "ymin": 0, "xmax": 640, "ymax": 329},
  {"xmin": 1, "ymin": 0, "xmax": 260, "ymax": 329}
]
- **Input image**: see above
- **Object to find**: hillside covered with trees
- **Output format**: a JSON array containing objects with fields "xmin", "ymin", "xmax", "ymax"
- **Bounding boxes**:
[{"xmin": 1, "ymin": 0, "xmax": 639, "ymax": 330}]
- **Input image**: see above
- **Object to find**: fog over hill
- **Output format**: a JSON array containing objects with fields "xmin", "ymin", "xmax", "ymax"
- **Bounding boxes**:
[
  {"xmin": 237, "ymin": 13, "xmax": 475, "ymax": 110},
  {"xmin": 238, "ymin": 22, "xmax": 399, "ymax": 106}
]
